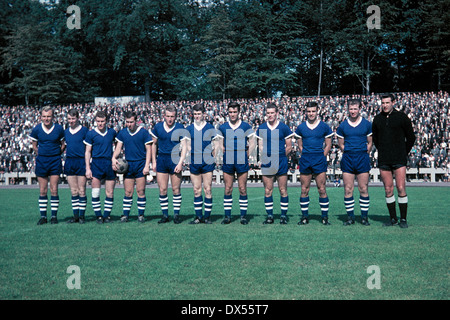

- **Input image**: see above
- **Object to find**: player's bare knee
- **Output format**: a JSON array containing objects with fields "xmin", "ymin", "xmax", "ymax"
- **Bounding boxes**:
[{"xmin": 317, "ymin": 187, "xmax": 327, "ymax": 198}]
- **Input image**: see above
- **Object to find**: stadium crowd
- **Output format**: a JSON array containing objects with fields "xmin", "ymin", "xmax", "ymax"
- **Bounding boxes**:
[{"xmin": 0, "ymin": 91, "xmax": 449, "ymax": 181}]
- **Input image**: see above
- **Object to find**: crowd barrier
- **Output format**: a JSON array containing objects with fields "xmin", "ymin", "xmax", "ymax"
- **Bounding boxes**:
[{"xmin": 0, "ymin": 168, "xmax": 447, "ymax": 186}]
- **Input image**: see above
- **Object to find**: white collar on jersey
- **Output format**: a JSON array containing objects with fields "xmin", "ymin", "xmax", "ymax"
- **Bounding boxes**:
[
  {"xmin": 41, "ymin": 123, "xmax": 55, "ymax": 134},
  {"xmin": 347, "ymin": 116, "xmax": 362, "ymax": 128},
  {"xmin": 306, "ymin": 118, "xmax": 320, "ymax": 130},
  {"xmin": 193, "ymin": 121, "xmax": 206, "ymax": 131},
  {"xmin": 127, "ymin": 126, "xmax": 142, "ymax": 136},
  {"xmin": 95, "ymin": 127, "xmax": 108, "ymax": 136},
  {"xmin": 69, "ymin": 125, "xmax": 82, "ymax": 135},
  {"xmin": 163, "ymin": 122, "xmax": 176, "ymax": 133},
  {"xmin": 228, "ymin": 119, "xmax": 242, "ymax": 130},
  {"xmin": 266, "ymin": 120, "xmax": 279, "ymax": 131}
]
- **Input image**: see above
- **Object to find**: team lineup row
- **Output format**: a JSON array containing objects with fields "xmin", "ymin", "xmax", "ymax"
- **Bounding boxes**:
[{"xmin": 30, "ymin": 93, "xmax": 416, "ymax": 228}]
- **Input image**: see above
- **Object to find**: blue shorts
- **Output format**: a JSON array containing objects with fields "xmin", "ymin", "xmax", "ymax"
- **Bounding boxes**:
[
  {"xmin": 156, "ymin": 154, "xmax": 178, "ymax": 174},
  {"xmin": 261, "ymin": 156, "xmax": 288, "ymax": 176},
  {"xmin": 64, "ymin": 157, "xmax": 85, "ymax": 176},
  {"xmin": 124, "ymin": 159, "xmax": 146, "ymax": 179},
  {"xmin": 91, "ymin": 158, "xmax": 116, "ymax": 181},
  {"xmin": 222, "ymin": 162, "xmax": 249, "ymax": 175},
  {"xmin": 35, "ymin": 155, "xmax": 62, "ymax": 177},
  {"xmin": 299, "ymin": 153, "xmax": 327, "ymax": 175},
  {"xmin": 190, "ymin": 162, "xmax": 215, "ymax": 175},
  {"xmin": 341, "ymin": 152, "xmax": 371, "ymax": 174}
]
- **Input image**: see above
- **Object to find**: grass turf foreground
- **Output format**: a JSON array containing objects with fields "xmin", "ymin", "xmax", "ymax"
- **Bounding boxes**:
[{"xmin": 0, "ymin": 186, "xmax": 448, "ymax": 300}]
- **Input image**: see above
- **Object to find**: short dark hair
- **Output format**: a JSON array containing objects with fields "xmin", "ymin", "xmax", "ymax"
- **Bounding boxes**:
[
  {"xmin": 228, "ymin": 102, "xmax": 241, "ymax": 112},
  {"xmin": 305, "ymin": 101, "xmax": 318, "ymax": 110},
  {"xmin": 348, "ymin": 99, "xmax": 362, "ymax": 108},
  {"xmin": 124, "ymin": 111, "xmax": 137, "ymax": 120},
  {"xmin": 266, "ymin": 102, "xmax": 278, "ymax": 112},
  {"xmin": 68, "ymin": 108, "xmax": 79, "ymax": 118},
  {"xmin": 193, "ymin": 103, "xmax": 205, "ymax": 113},
  {"xmin": 381, "ymin": 93, "xmax": 395, "ymax": 102},
  {"xmin": 95, "ymin": 110, "xmax": 107, "ymax": 119}
]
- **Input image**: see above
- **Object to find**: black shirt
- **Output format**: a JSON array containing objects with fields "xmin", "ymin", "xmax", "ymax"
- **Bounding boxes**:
[{"xmin": 372, "ymin": 109, "xmax": 416, "ymax": 166}]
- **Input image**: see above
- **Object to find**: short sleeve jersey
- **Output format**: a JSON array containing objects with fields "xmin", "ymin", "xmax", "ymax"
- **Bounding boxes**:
[
  {"xmin": 30, "ymin": 123, "xmax": 65, "ymax": 156},
  {"xmin": 116, "ymin": 126, "xmax": 153, "ymax": 161},
  {"xmin": 256, "ymin": 121, "xmax": 294, "ymax": 158},
  {"xmin": 151, "ymin": 122, "xmax": 186, "ymax": 156},
  {"xmin": 218, "ymin": 121, "xmax": 255, "ymax": 152},
  {"xmin": 185, "ymin": 122, "xmax": 217, "ymax": 164},
  {"xmin": 295, "ymin": 120, "xmax": 333, "ymax": 154},
  {"xmin": 336, "ymin": 117, "xmax": 372, "ymax": 153},
  {"xmin": 64, "ymin": 125, "xmax": 88, "ymax": 158},
  {"xmin": 84, "ymin": 127, "xmax": 117, "ymax": 159}
]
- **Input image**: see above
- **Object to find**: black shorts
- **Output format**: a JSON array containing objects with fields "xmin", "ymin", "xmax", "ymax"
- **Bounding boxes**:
[{"xmin": 378, "ymin": 163, "xmax": 405, "ymax": 171}]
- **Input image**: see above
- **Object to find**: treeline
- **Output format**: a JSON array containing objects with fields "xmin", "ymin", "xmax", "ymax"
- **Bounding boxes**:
[{"xmin": 1, "ymin": 0, "xmax": 449, "ymax": 105}]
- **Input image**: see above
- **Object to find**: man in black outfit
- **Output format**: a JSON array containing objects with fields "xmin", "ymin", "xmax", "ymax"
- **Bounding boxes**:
[{"xmin": 372, "ymin": 94, "xmax": 416, "ymax": 228}]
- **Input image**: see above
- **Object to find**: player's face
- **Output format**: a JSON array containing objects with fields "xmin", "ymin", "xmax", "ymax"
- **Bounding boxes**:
[
  {"xmin": 306, "ymin": 107, "xmax": 318, "ymax": 122},
  {"xmin": 348, "ymin": 104, "xmax": 360, "ymax": 120},
  {"xmin": 266, "ymin": 108, "xmax": 278, "ymax": 123},
  {"xmin": 228, "ymin": 107, "xmax": 239, "ymax": 123},
  {"xmin": 67, "ymin": 115, "xmax": 79, "ymax": 129},
  {"xmin": 125, "ymin": 117, "xmax": 136, "ymax": 131},
  {"xmin": 96, "ymin": 117, "xmax": 107, "ymax": 131},
  {"xmin": 41, "ymin": 110, "xmax": 53, "ymax": 127},
  {"xmin": 193, "ymin": 110, "xmax": 204, "ymax": 123},
  {"xmin": 381, "ymin": 98, "xmax": 394, "ymax": 113},
  {"xmin": 164, "ymin": 111, "xmax": 176, "ymax": 126}
]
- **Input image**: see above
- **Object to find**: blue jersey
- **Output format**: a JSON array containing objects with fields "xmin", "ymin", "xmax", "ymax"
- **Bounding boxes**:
[
  {"xmin": 336, "ymin": 117, "xmax": 372, "ymax": 153},
  {"xmin": 185, "ymin": 122, "xmax": 217, "ymax": 165},
  {"xmin": 151, "ymin": 122, "xmax": 186, "ymax": 156},
  {"xmin": 256, "ymin": 121, "xmax": 294, "ymax": 158},
  {"xmin": 116, "ymin": 126, "xmax": 153, "ymax": 161},
  {"xmin": 29, "ymin": 123, "xmax": 65, "ymax": 156},
  {"xmin": 64, "ymin": 125, "xmax": 88, "ymax": 158},
  {"xmin": 84, "ymin": 128, "xmax": 116, "ymax": 159},
  {"xmin": 218, "ymin": 120, "xmax": 255, "ymax": 165},
  {"xmin": 295, "ymin": 120, "xmax": 333, "ymax": 154}
]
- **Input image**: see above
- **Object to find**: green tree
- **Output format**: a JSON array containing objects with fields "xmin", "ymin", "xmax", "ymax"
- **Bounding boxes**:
[
  {"xmin": 1, "ymin": 21, "xmax": 77, "ymax": 105},
  {"xmin": 233, "ymin": 0, "xmax": 305, "ymax": 98}
]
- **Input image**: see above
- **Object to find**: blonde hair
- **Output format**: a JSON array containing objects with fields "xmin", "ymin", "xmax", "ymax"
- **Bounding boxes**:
[{"xmin": 41, "ymin": 106, "xmax": 54, "ymax": 115}]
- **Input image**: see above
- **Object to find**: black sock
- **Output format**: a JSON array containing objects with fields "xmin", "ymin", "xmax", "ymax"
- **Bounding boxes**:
[
  {"xmin": 386, "ymin": 195, "xmax": 397, "ymax": 220},
  {"xmin": 398, "ymin": 195, "xmax": 408, "ymax": 220}
]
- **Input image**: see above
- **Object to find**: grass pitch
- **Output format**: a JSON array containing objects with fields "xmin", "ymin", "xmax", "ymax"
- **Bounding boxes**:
[{"xmin": 0, "ymin": 185, "xmax": 448, "ymax": 300}]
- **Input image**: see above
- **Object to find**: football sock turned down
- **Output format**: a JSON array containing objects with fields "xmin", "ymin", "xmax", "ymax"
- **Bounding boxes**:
[
  {"xmin": 159, "ymin": 194, "xmax": 169, "ymax": 217},
  {"xmin": 280, "ymin": 196, "xmax": 289, "ymax": 217},
  {"xmin": 300, "ymin": 196, "xmax": 309, "ymax": 218},
  {"xmin": 264, "ymin": 196, "xmax": 273, "ymax": 217},
  {"xmin": 123, "ymin": 196, "xmax": 132, "ymax": 217},
  {"xmin": 39, "ymin": 195, "xmax": 48, "ymax": 217},
  {"xmin": 78, "ymin": 196, "xmax": 87, "ymax": 217},
  {"xmin": 344, "ymin": 196, "xmax": 355, "ymax": 218},
  {"xmin": 103, "ymin": 197, "xmax": 113, "ymax": 218},
  {"xmin": 194, "ymin": 195, "xmax": 203, "ymax": 218},
  {"xmin": 50, "ymin": 196, "xmax": 59, "ymax": 217},
  {"xmin": 360, "ymin": 195, "xmax": 370, "ymax": 218},
  {"xmin": 204, "ymin": 197, "xmax": 212, "ymax": 219},
  {"xmin": 137, "ymin": 197, "xmax": 146, "ymax": 216},
  {"xmin": 239, "ymin": 194, "xmax": 248, "ymax": 217},
  {"xmin": 398, "ymin": 195, "xmax": 408, "ymax": 220},
  {"xmin": 173, "ymin": 194, "xmax": 182, "ymax": 216},
  {"xmin": 71, "ymin": 195, "xmax": 79, "ymax": 217},
  {"xmin": 319, "ymin": 197, "xmax": 329, "ymax": 218},
  {"xmin": 386, "ymin": 195, "xmax": 397, "ymax": 220},
  {"xmin": 224, "ymin": 194, "xmax": 232, "ymax": 217}
]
